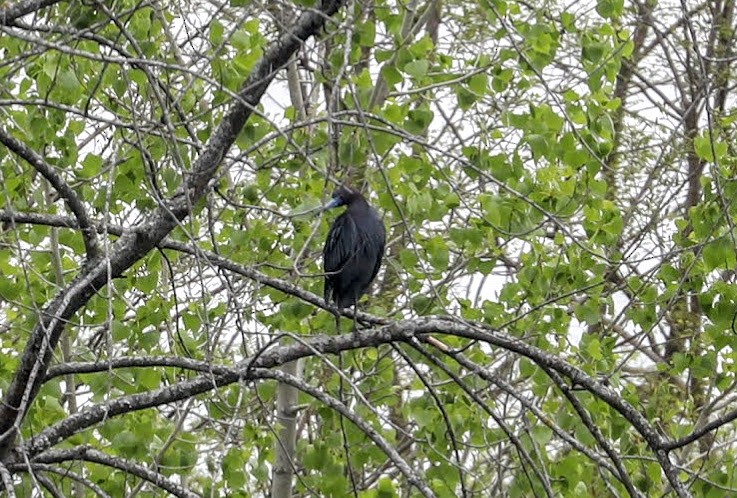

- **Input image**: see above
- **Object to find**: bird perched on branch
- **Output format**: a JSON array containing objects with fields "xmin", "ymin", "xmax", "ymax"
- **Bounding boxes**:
[{"xmin": 322, "ymin": 185, "xmax": 386, "ymax": 316}]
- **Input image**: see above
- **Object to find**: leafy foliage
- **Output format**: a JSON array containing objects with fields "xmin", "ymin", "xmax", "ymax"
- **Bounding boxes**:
[{"xmin": 2, "ymin": 0, "xmax": 737, "ymax": 496}]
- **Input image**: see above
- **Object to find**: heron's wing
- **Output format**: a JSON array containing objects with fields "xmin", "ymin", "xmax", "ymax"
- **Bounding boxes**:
[
  {"xmin": 323, "ymin": 213, "xmax": 357, "ymax": 274},
  {"xmin": 323, "ymin": 270, "xmax": 333, "ymax": 303},
  {"xmin": 366, "ymin": 215, "xmax": 386, "ymax": 285}
]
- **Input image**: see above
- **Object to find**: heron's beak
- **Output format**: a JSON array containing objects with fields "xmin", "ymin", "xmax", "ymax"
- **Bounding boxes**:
[{"xmin": 321, "ymin": 198, "xmax": 341, "ymax": 211}]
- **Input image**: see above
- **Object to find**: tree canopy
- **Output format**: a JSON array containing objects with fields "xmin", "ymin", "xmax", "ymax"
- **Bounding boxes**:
[{"xmin": 1, "ymin": 0, "xmax": 737, "ymax": 496}]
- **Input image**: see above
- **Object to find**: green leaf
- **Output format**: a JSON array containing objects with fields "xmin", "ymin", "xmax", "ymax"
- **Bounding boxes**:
[
  {"xmin": 210, "ymin": 20, "xmax": 224, "ymax": 44},
  {"xmin": 596, "ymin": 0, "xmax": 624, "ymax": 19},
  {"xmin": 404, "ymin": 105, "xmax": 433, "ymax": 134},
  {"xmin": 455, "ymin": 86, "xmax": 478, "ymax": 109},
  {"xmin": 231, "ymin": 29, "xmax": 250, "ymax": 50},
  {"xmin": 704, "ymin": 238, "xmax": 737, "ymax": 271},
  {"xmin": 377, "ymin": 477, "xmax": 397, "ymax": 497},
  {"xmin": 530, "ymin": 425, "xmax": 552, "ymax": 446},
  {"xmin": 222, "ymin": 448, "xmax": 246, "ymax": 488},
  {"xmin": 57, "ymin": 69, "xmax": 80, "ymax": 102},
  {"xmin": 381, "ymin": 65, "xmax": 403, "ymax": 87},
  {"xmin": 694, "ymin": 133, "xmax": 727, "ymax": 162},
  {"xmin": 404, "ymin": 59, "xmax": 429, "ymax": 79},
  {"xmin": 468, "ymin": 73, "xmax": 488, "ymax": 94}
]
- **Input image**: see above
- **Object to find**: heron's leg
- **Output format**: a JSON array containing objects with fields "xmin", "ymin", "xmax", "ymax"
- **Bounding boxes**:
[{"xmin": 351, "ymin": 289, "xmax": 362, "ymax": 333}]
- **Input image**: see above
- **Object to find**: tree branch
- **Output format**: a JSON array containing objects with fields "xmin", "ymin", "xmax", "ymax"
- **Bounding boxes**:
[
  {"xmin": 0, "ymin": 0, "xmax": 347, "ymax": 460},
  {"xmin": 541, "ymin": 366, "xmax": 645, "ymax": 498},
  {"xmin": 662, "ymin": 406, "xmax": 737, "ymax": 452},
  {"xmin": 44, "ymin": 356, "xmax": 230, "ymax": 381},
  {"xmin": 0, "ymin": 209, "xmax": 387, "ymax": 325},
  {"xmin": 2, "ymin": 205, "xmax": 714, "ymax": 491},
  {"xmin": 30, "ymin": 447, "xmax": 199, "ymax": 498},
  {"xmin": 0, "ymin": 0, "xmax": 60, "ymax": 26},
  {"xmin": 0, "ymin": 462, "xmax": 15, "ymax": 498},
  {"xmin": 34, "ymin": 472, "xmax": 65, "ymax": 498},
  {"xmin": 0, "ymin": 128, "xmax": 99, "ymax": 260},
  {"xmin": 15, "ymin": 324, "xmax": 411, "ymax": 459},
  {"xmin": 17, "ymin": 318, "xmax": 665, "ymax": 463},
  {"xmin": 4, "ymin": 311, "xmax": 712, "ymax": 496},
  {"xmin": 423, "ymin": 338, "xmax": 622, "ymax": 478},
  {"xmin": 12, "ymin": 463, "xmax": 112, "ymax": 498}
]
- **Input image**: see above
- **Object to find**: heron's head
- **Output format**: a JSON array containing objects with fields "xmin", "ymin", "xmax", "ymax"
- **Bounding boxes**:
[{"xmin": 322, "ymin": 185, "xmax": 361, "ymax": 210}]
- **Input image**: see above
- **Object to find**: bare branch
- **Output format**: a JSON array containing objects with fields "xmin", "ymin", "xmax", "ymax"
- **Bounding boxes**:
[
  {"xmin": 30, "ymin": 447, "xmax": 199, "ymax": 498},
  {"xmin": 44, "ymin": 356, "xmax": 230, "ymax": 381},
  {"xmin": 663, "ymin": 406, "xmax": 737, "ymax": 452},
  {"xmin": 0, "ymin": 461, "xmax": 15, "ymax": 498},
  {"xmin": 15, "ymin": 318, "xmax": 674, "ymax": 470},
  {"xmin": 0, "ymin": 0, "xmax": 60, "ymax": 26}
]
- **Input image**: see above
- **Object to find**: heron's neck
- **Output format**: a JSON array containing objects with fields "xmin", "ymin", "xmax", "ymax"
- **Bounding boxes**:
[{"xmin": 350, "ymin": 198, "xmax": 370, "ymax": 212}]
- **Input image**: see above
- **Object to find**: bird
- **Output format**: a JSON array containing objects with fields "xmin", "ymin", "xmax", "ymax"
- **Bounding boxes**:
[{"xmin": 322, "ymin": 185, "xmax": 386, "ymax": 316}]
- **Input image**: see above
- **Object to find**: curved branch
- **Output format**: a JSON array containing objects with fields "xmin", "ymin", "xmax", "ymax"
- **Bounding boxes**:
[
  {"xmin": 44, "ymin": 356, "xmax": 230, "ymax": 381},
  {"xmin": 402, "ymin": 342, "xmax": 555, "ymax": 497},
  {"xmin": 18, "ymin": 317, "xmax": 669, "ymax": 463},
  {"xmin": 16, "ymin": 325, "xmax": 410, "ymax": 459},
  {"xmin": 8, "ymin": 309, "xmax": 698, "ymax": 494},
  {"xmin": 424, "ymin": 339, "xmax": 621, "ymax": 476},
  {"xmin": 34, "ymin": 472, "xmax": 64, "ymax": 498},
  {"xmin": 0, "ymin": 128, "xmax": 99, "ymax": 259},
  {"xmin": 663, "ymin": 406, "xmax": 737, "ymax": 452},
  {"xmin": 17, "ymin": 318, "xmax": 660, "ymax": 463},
  {"xmin": 27, "ymin": 364, "xmax": 434, "ymax": 497},
  {"xmin": 422, "ymin": 322, "xmax": 666, "ymax": 448},
  {"xmin": 0, "ymin": 0, "xmax": 347, "ymax": 460},
  {"xmin": 391, "ymin": 345, "xmax": 472, "ymax": 497},
  {"xmin": 12, "ymin": 463, "xmax": 112, "ymax": 498},
  {"xmin": 541, "ymin": 366, "xmax": 645, "ymax": 498},
  {"xmin": 29, "ymin": 447, "xmax": 199, "ymax": 498}
]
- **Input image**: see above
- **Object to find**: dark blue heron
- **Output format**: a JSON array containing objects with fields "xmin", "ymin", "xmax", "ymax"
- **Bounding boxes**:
[{"xmin": 322, "ymin": 186, "xmax": 386, "ymax": 314}]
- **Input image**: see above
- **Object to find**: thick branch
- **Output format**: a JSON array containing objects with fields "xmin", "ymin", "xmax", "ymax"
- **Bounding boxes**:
[
  {"xmin": 4, "ymin": 314, "xmax": 713, "ymax": 497},
  {"xmin": 15, "ymin": 319, "xmax": 662, "ymax": 461},
  {"xmin": 0, "ymin": 0, "xmax": 60, "ymax": 25},
  {"xmin": 15, "ymin": 324, "xmax": 410, "ymax": 459},
  {"xmin": 0, "ymin": 210, "xmax": 79, "ymax": 229},
  {"xmin": 0, "ymin": 0, "xmax": 346, "ymax": 460}
]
